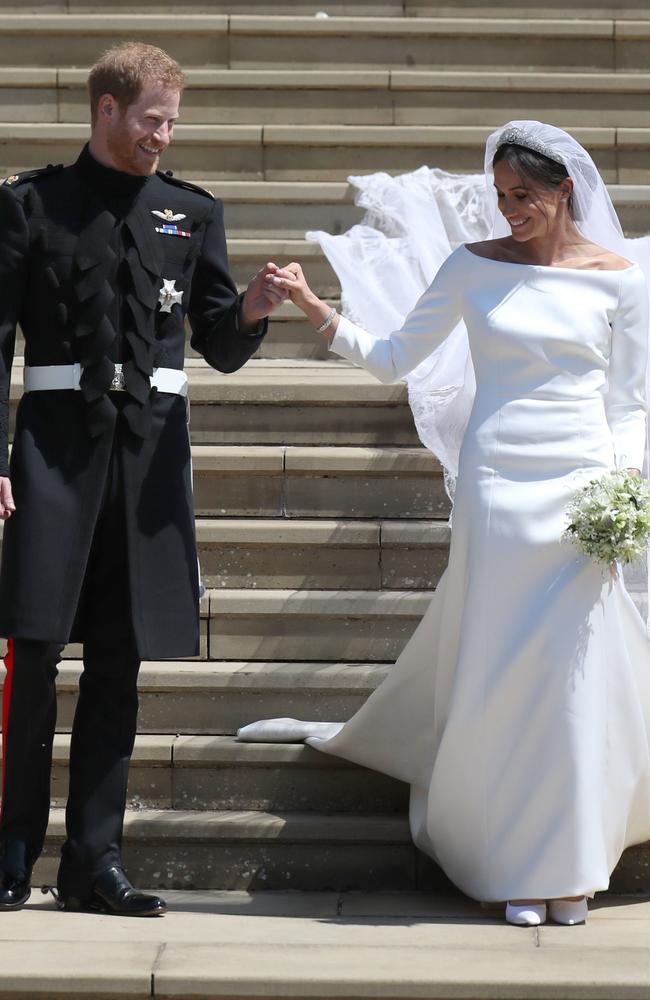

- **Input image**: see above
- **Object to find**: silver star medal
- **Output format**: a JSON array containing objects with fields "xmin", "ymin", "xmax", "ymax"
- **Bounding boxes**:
[
  {"xmin": 158, "ymin": 278, "xmax": 183, "ymax": 313},
  {"xmin": 152, "ymin": 209, "xmax": 186, "ymax": 222}
]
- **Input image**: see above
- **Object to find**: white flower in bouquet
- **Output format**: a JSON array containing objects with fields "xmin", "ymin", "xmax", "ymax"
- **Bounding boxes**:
[{"xmin": 564, "ymin": 471, "xmax": 650, "ymax": 567}]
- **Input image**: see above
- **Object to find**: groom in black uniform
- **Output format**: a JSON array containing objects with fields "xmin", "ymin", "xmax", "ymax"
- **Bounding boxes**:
[{"xmin": 0, "ymin": 42, "xmax": 287, "ymax": 915}]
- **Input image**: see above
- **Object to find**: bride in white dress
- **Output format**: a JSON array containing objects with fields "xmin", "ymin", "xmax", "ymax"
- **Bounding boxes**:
[{"xmin": 240, "ymin": 122, "xmax": 650, "ymax": 927}]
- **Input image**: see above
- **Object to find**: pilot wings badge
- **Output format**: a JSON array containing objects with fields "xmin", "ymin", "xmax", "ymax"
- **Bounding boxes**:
[{"xmin": 152, "ymin": 209, "xmax": 187, "ymax": 222}]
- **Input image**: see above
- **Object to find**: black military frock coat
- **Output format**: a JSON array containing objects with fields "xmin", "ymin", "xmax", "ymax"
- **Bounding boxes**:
[{"xmin": 0, "ymin": 145, "xmax": 266, "ymax": 658}]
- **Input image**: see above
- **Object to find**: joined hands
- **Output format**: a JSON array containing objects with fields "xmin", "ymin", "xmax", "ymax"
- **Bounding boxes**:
[
  {"xmin": 264, "ymin": 261, "xmax": 340, "ymax": 341},
  {"xmin": 239, "ymin": 261, "xmax": 291, "ymax": 330}
]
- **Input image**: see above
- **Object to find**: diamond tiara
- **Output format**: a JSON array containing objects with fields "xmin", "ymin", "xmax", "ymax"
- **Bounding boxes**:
[{"xmin": 496, "ymin": 127, "xmax": 565, "ymax": 165}]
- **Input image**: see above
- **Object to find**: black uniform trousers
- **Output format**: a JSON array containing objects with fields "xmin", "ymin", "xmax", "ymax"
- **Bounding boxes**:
[{"xmin": 1, "ymin": 419, "xmax": 141, "ymax": 893}]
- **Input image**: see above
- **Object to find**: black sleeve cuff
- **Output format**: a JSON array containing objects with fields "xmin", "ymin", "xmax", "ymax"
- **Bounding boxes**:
[{"xmin": 235, "ymin": 293, "xmax": 268, "ymax": 339}]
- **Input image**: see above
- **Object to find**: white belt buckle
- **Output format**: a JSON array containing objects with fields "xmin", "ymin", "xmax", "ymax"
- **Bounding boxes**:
[{"xmin": 110, "ymin": 363, "xmax": 126, "ymax": 392}]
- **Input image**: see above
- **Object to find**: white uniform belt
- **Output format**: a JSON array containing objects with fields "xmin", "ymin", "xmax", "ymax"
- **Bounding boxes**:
[{"xmin": 23, "ymin": 363, "xmax": 188, "ymax": 397}]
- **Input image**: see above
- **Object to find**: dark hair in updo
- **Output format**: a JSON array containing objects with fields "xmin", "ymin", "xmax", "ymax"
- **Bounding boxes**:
[{"xmin": 493, "ymin": 143, "xmax": 572, "ymax": 212}]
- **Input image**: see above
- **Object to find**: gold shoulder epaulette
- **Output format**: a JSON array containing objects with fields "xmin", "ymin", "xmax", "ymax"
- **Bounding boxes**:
[{"xmin": 4, "ymin": 163, "xmax": 64, "ymax": 187}]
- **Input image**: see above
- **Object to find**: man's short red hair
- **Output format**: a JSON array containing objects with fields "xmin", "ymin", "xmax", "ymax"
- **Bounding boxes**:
[{"xmin": 88, "ymin": 42, "xmax": 185, "ymax": 125}]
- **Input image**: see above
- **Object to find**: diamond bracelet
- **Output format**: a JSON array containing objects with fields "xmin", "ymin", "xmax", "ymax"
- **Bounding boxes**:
[{"xmin": 316, "ymin": 307, "xmax": 337, "ymax": 334}]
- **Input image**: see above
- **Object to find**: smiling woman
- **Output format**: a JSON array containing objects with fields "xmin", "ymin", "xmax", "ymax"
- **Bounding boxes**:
[
  {"xmin": 493, "ymin": 141, "xmax": 574, "ymax": 239},
  {"xmin": 245, "ymin": 121, "xmax": 650, "ymax": 929}
]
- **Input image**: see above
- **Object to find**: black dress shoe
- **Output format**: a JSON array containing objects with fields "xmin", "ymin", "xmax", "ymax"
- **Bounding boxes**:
[
  {"xmin": 58, "ymin": 866, "xmax": 166, "ymax": 917},
  {"xmin": 0, "ymin": 841, "xmax": 32, "ymax": 911},
  {"xmin": 0, "ymin": 872, "xmax": 31, "ymax": 911}
]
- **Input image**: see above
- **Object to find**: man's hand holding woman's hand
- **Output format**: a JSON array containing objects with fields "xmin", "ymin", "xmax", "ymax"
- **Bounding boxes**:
[
  {"xmin": 239, "ymin": 261, "xmax": 290, "ymax": 331},
  {"xmin": 265, "ymin": 262, "xmax": 340, "ymax": 342},
  {"xmin": 0, "ymin": 477, "xmax": 15, "ymax": 520}
]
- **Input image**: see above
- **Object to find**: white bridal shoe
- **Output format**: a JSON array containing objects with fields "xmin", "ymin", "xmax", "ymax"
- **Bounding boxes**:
[
  {"xmin": 505, "ymin": 902, "xmax": 547, "ymax": 926},
  {"xmin": 548, "ymin": 898, "xmax": 588, "ymax": 925}
]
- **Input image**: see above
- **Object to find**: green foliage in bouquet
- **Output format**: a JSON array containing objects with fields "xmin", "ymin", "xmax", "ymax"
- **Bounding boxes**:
[{"xmin": 564, "ymin": 471, "xmax": 650, "ymax": 566}]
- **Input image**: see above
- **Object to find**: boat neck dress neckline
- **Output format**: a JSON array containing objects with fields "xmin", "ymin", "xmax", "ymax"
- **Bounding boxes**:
[{"xmin": 462, "ymin": 244, "xmax": 637, "ymax": 274}]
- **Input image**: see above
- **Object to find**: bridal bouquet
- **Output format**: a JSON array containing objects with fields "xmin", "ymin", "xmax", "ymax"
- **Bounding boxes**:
[{"xmin": 564, "ymin": 471, "xmax": 650, "ymax": 566}]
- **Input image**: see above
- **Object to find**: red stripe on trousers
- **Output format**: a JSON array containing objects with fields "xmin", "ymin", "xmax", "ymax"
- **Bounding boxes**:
[{"xmin": 1, "ymin": 638, "xmax": 14, "ymax": 820}]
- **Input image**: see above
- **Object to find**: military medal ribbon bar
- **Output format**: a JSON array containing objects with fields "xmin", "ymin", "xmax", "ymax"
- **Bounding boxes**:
[{"xmin": 155, "ymin": 224, "xmax": 191, "ymax": 238}]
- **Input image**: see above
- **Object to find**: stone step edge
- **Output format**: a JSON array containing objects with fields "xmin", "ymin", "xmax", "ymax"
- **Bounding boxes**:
[
  {"xmin": 206, "ymin": 588, "xmax": 432, "ymax": 616},
  {"xmin": 8, "ymin": 124, "xmax": 650, "ymax": 153},
  {"xmin": 193, "ymin": 517, "xmax": 450, "ymax": 545},
  {"xmin": 4, "ymin": 925, "xmax": 650, "ymax": 1000},
  {"xmin": 48, "ymin": 732, "xmax": 359, "ymax": 768},
  {"xmin": 0, "ymin": 14, "xmax": 631, "ymax": 38},
  {"xmin": 3, "ymin": 584, "xmax": 433, "ymax": 620},
  {"xmin": 44, "ymin": 806, "xmax": 410, "ymax": 842},
  {"xmin": 19, "ymin": 179, "xmax": 638, "ymax": 205},
  {"xmin": 9, "ymin": 660, "xmax": 391, "ymax": 692},
  {"xmin": 2, "ymin": 446, "xmax": 440, "ymax": 474},
  {"xmin": 10, "ymin": 67, "xmax": 650, "ymax": 93},
  {"xmin": 5, "ymin": 123, "xmax": 650, "ymax": 147},
  {"xmin": 189, "ymin": 446, "xmax": 440, "ymax": 475}
]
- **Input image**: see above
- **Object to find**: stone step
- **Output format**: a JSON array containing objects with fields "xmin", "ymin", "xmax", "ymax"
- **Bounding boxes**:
[
  {"xmin": 208, "ymin": 16, "xmax": 649, "ymax": 76},
  {"xmin": 0, "ymin": 582, "xmax": 437, "ymax": 663},
  {"xmin": 48, "ymin": 733, "xmax": 409, "ymax": 813},
  {"xmin": 0, "ymin": 443, "xmax": 445, "ymax": 516},
  {"xmin": 0, "ymin": 1, "xmax": 405, "ymax": 11},
  {"xmin": 218, "ymin": 180, "xmax": 363, "ymax": 240},
  {"xmin": 9, "ymin": 359, "xmax": 422, "ymax": 446},
  {"xmin": 34, "ymin": 807, "xmax": 435, "ymax": 892},
  {"xmin": 10, "ymin": 67, "xmax": 650, "ymax": 129},
  {"xmin": 404, "ymin": 1, "xmax": 650, "ymax": 15},
  {"xmin": 257, "ymin": 305, "xmax": 334, "ymax": 360},
  {"xmin": 0, "ymin": 15, "xmax": 644, "ymax": 73},
  {"xmin": 206, "ymin": 588, "xmax": 431, "ymax": 662},
  {"xmin": 3, "ymin": 895, "xmax": 650, "ymax": 1000},
  {"xmin": 31, "ymin": 806, "xmax": 649, "ymax": 894},
  {"xmin": 2, "ymin": 0, "xmax": 648, "ymax": 15},
  {"xmin": 195, "ymin": 517, "xmax": 449, "ymax": 590},
  {"xmin": 5, "ymin": 896, "xmax": 650, "ymax": 1000},
  {"xmin": 190, "ymin": 446, "xmax": 446, "ymax": 519},
  {"xmin": 26, "ymin": 659, "xmax": 390, "ymax": 735},
  {"xmin": 3, "ymin": 122, "xmax": 650, "ymax": 182}
]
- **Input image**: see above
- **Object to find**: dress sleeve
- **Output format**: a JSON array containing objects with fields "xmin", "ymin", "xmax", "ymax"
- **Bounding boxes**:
[
  {"xmin": 605, "ymin": 265, "xmax": 649, "ymax": 471},
  {"xmin": 0, "ymin": 184, "xmax": 28, "ymax": 478},
  {"xmin": 329, "ymin": 247, "xmax": 464, "ymax": 384}
]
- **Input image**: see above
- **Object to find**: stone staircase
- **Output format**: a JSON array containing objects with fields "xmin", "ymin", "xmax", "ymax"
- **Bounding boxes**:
[{"xmin": 1, "ymin": 0, "xmax": 650, "ymax": 901}]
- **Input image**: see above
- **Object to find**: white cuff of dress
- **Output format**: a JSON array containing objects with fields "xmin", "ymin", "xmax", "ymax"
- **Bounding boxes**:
[
  {"xmin": 329, "ymin": 315, "xmax": 399, "ymax": 384},
  {"xmin": 329, "ymin": 315, "xmax": 358, "ymax": 362}
]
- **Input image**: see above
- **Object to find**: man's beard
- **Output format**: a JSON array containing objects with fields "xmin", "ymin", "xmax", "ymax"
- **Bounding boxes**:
[{"xmin": 106, "ymin": 128, "xmax": 160, "ymax": 176}]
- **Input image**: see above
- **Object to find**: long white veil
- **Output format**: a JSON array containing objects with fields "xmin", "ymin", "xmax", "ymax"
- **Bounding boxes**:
[{"xmin": 306, "ymin": 120, "xmax": 650, "ymax": 618}]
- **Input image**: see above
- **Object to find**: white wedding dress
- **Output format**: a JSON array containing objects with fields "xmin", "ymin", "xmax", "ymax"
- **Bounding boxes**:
[{"xmin": 240, "ymin": 245, "xmax": 650, "ymax": 902}]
